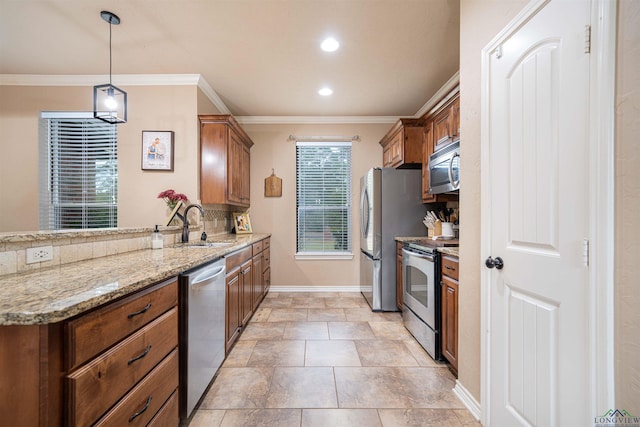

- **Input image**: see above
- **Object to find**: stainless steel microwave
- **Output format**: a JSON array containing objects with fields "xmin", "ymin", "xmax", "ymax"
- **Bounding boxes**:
[{"xmin": 428, "ymin": 141, "xmax": 460, "ymax": 194}]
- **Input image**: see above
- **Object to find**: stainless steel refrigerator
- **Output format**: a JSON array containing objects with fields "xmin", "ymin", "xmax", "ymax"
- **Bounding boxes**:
[{"xmin": 360, "ymin": 168, "xmax": 425, "ymax": 311}]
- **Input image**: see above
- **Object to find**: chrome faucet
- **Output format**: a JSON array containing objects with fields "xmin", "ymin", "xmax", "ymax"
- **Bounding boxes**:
[{"xmin": 181, "ymin": 204, "xmax": 206, "ymax": 243}]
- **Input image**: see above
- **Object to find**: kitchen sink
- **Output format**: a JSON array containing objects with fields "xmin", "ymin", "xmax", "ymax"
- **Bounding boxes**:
[{"xmin": 175, "ymin": 242, "xmax": 235, "ymax": 249}]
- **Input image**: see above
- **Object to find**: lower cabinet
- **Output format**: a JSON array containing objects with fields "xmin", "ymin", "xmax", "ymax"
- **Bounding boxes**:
[
  {"xmin": 0, "ymin": 277, "xmax": 179, "ymax": 427},
  {"xmin": 441, "ymin": 255, "xmax": 459, "ymax": 375},
  {"xmin": 66, "ymin": 277, "xmax": 179, "ymax": 426},
  {"xmin": 225, "ymin": 237, "xmax": 271, "ymax": 354}
]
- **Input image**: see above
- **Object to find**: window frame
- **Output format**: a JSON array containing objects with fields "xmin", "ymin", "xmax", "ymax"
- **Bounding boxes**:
[
  {"xmin": 295, "ymin": 141, "xmax": 353, "ymax": 260},
  {"xmin": 39, "ymin": 112, "xmax": 118, "ymax": 230}
]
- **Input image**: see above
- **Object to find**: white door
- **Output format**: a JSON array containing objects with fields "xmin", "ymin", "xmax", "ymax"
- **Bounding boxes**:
[{"xmin": 486, "ymin": 0, "xmax": 591, "ymax": 425}]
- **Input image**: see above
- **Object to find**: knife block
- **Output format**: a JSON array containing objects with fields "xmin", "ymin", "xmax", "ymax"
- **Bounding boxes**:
[{"xmin": 428, "ymin": 220, "xmax": 442, "ymax": 238}]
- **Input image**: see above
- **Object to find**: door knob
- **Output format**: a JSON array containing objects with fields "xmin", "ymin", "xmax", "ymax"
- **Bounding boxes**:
[{"xmin": 485, "ymin": 256, "xmax": 504, "ymax": 270}]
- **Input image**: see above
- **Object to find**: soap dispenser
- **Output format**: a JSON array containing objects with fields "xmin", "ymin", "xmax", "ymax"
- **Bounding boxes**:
[{"xmin": 151, "ymin": 225, "xmax": 164, "ymax": 249}]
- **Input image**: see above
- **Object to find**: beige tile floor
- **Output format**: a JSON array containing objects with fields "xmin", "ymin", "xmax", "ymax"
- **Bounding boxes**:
[{"xmin": 189, "ymin": 292, "xmax": 480, "ymax": 427}]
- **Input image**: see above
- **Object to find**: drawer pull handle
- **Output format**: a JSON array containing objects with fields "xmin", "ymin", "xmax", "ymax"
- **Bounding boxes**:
[
  {"xmin": 128, "ymin": 395, "xmax": 152, "ymax": 422},
  {"xmin": 445, "ymin": 266, "xmax": 456, "ymax": 271},
  {"xmin": 127, "ymin": 303, "xmax": 152, "ymax": 319},
  {"xmin": 128, "ymin": 345, "xmax": 152, "ymax": 365}
]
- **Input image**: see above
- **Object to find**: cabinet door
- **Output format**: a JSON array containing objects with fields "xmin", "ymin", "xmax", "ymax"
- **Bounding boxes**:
[
  {"xmin": 200, "ymin": 123, "xmax": 227, "ymax": 204},
  {"xmin": 227, "ymin": 130, "xmax": 244, "ymax": 205},
  {"xmin": 433, "ymin": 106, "xmax": 453, "ymax": 151},
  {"xmin": 441, "ymin": 275, "xmax": 458, "ymax": 372},
  {"xmin": 240, "ymin": 260, "xmax": 253, "ymax": 326},
  {"xmin": 225, "ymin": 269, "xmax": 241, "ymax": 353},
  {"xmin": 421, "ymin": 121, "xmax": 437, "ymax": 203},
  {"xmin": 252, "ymin": 254, "xmax": 263, "ymax": 311},
  {"xmin": 451, "ymin": 96, "xmax": 461, "ymax": 141},
  {"xmin": 241, "ymin": 143, "xmax": 251, "ymax": 205}
]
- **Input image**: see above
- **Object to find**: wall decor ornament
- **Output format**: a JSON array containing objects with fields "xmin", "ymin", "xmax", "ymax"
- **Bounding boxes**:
[
  {"xmin": 233, "ymin": 212, "xmax": 252, "ymax": 234},
  {"xmin": 264, "ymin": 169, "xmax": 282, "ymax": 197},
  {"xmin": 142, "ymin": 131, "xmax": 174, "ymax": 171}
]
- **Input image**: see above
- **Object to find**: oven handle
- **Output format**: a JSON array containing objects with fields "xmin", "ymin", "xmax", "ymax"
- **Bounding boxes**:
[{"xmin": 402, "ymin": 247, "xmax": 436, "ymax": 262}]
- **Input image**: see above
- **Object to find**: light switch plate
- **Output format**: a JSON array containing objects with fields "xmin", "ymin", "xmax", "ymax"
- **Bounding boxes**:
[{"xmin": 26, "ymin": 246, "xmax": 54, "ymax": 264}]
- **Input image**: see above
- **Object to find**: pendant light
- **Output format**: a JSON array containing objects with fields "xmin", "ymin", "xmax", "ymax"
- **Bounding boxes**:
[{"xmin": 93, "ymin": 11, "xmax": 127, "ymax": 124}]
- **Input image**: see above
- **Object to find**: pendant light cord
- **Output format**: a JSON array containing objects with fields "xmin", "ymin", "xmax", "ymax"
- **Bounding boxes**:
[{"xmin": 109, "ymin": 21, "xmax": 113, "ymax": 86}]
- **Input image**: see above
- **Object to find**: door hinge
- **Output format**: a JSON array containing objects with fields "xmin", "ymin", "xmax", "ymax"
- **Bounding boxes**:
[
  {"xmin": 584, "ymin": 25, "xmax": 591, "ymax": 54},
  {"xmin": 495, "ymin": 45, "xmax": 503, "ymax": 59},
  {"xmin": 583, "ymin": 238, "xmax": 590, "ymax": 267}
]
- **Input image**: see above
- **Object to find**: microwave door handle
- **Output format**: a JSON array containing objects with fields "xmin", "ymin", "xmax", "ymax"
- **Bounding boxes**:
[{"xmin": 448, "ymin": 153, "xmax": 461, "ymax": 190}]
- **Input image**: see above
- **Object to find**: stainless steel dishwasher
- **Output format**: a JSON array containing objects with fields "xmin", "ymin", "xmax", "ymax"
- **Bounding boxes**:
[{"xmin": 178, "ymin": 257, "xmax": 226, "ymax": 421}]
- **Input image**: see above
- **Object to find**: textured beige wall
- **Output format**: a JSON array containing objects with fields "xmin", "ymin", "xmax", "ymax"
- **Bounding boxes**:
[
  {"xmin": 458, "ymin": 0, "xmax": 528, "ymax": 402},
  {"xmin": 615, "ymin": 0, "xmax": 640, "ymax": 414},
  {"xmin": 244, "ymin": 122, "xmax": 389, "ymax": 287},
  {"xmin": 0, "ymin": 85, "xmax": 200, "ymax": 231}
]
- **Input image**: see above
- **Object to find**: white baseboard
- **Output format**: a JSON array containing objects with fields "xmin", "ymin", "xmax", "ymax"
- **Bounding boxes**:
[
  {"xmin": 268, "ymin": 286, "xmax": 361, "ymax": 293},
  {"xmin": 453, "ymin": 380, "xmax": 482, "ymax": 422}
]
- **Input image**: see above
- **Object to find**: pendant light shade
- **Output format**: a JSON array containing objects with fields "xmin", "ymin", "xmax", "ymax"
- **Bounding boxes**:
[{"xmin": 94, "ymin": 11, "xmax": 127, "ymax": 124}]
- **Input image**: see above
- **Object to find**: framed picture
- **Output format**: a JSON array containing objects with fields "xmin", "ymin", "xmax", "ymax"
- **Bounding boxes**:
[
  {"xmin": 142, "ymin": 130, "xmax": 174, "ymax": 171},
  {"xmin": 233, "ymin": 212, "xmax": 253, "ymax": 234}
]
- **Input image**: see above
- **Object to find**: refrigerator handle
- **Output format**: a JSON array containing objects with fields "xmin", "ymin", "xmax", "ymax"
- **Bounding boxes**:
[{"xmin": 360, "ymin": 187, "xmax": 369, "ymax": 238}]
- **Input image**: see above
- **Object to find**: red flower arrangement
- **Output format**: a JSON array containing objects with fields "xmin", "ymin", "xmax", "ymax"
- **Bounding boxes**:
[{"xmin": 158, "ymin": 189, "xmax": 188, "ymax": 208}]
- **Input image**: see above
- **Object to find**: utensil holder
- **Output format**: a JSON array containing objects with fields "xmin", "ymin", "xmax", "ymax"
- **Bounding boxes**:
[{"xmin": 442, "ymin": 222, "xmax": 454, "ymax": 237}]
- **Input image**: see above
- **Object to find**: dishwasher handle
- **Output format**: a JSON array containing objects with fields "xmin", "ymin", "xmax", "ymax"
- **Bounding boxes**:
[{"xmin": 189, "ymin": 263, "xmax": 226, "ymax": 287}]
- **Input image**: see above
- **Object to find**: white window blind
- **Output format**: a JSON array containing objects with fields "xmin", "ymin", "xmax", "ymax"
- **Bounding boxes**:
[
  {"xmin": 39, "ymin": 112, "xmax": 118, "ymax": 229},
  {"xmin": 296, "ymin": 141, "xmax": 352, "ymax": 255}
]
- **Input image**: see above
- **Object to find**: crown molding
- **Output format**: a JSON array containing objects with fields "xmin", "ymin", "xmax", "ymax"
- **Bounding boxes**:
[
  {"xmin": 196, "ymin": 75, "xmax": 231, "ymax": 114},
  {"xmin": 236, "ymin": 115, "xmax": 399, "ymax": 125},
  {"xmin": 414, "ymin": 71, "xmax": 460, "ymax": 118},
  {"xmin": 0, "ymin": 73, "xmax": 203, "ymax": 86},
  {"xmin": 1, "ymin": 72, "xmax": 454, "ymax": 124},
  {"xmin": 0, "ymin": 73, "xmax": 232, "ymax": 114}
]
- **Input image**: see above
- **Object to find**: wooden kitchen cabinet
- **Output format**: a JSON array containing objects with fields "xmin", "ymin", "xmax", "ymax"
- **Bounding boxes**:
[
  {"xmin": 251, "ymin": 237, "xmax": 271, "ymax": 311},
  {"xmin": 379, "ymin": 118, "xmax": 424, "ymax": 168},
  {"xmin": 66, "ymin": 277, "xmax": 179, "ymax": 426},
  {"xmin": 432, "ymin": 94, "xmax": 460, "ymax": 152},
  {"xmin": 396, "ymin": 242, "xmax": 403, "ymax": 310},
  {"xmin": 199, "ymin": 115, "xmax": 253, "ymax": 207},
  {"xmin": 421, "ymin": 89, "xmax": 460, "ymax": 202},
  {"xmin": 225, "ymin": 238, "xmax": 271, "ymax": 354},
  {"xmin": 441, "ymin": 255, "xmax": 459, "ymax": 375},
  {"xmin": 0, "ymin": 278, "xmax": 179, "ymax": 427}
]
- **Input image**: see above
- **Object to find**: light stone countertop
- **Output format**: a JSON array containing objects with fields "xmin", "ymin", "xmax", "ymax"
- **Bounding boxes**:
[{"xmin": 0, "ymin": 233, "xmax": 269, "ymax": 326}]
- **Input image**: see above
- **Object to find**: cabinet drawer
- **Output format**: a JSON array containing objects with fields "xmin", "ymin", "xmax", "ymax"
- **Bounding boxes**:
[
  {"xmin": 94, "ymin": 348, "xmax": 179, "ymax": 427},
  {"xmin": 66, "ymin": 278, "xmax": 178, "ymax": 369},
  {"xmin": 147, "ymin": 389, "xmax": 179, "ymax": 427},
  {"xmin": 262, "ymin": 237, "xmax": 270, "ymax": 250},
  {"xmin": 252, "ymin": 240, "xmax": 263, "ymax": 255},
  {"xmin": 441, "ymin": 256, "xmax": 459, "ymax": 280},
  {"xmin": 67, "ymin": 308, "xmax": 178, "ymax": 426}
]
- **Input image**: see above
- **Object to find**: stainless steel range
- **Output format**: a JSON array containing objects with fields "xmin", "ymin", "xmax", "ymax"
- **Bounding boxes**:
[{"xmin": 402, "ymin": 242, "xmax": 442, "ymax": 360}]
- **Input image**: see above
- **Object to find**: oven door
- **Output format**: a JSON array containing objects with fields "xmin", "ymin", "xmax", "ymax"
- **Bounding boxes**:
[{"xmin": 402, "ymin": 247, "xmax": 437, "ymax": 328}]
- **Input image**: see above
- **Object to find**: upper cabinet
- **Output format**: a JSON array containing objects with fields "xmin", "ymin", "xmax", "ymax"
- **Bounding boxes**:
[
  {"xmin": 432, "ymin": 93, "xmax": 460, "ymax": 152},
  {"xmin": 421, "ymin": 88, "xmax": 460, "ymax": 203},
  {"xmin": 379, "ymin": 118, "xmax": 424, "ymax": 169},
  {"xmin": 199, "ymin": 115, "xmax": 253, "ymax": 207}
]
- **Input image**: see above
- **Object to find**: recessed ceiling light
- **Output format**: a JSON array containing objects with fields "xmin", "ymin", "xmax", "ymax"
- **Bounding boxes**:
[
  {"xmin": 320, "ymin": 37, "xmax": 340, "ymax": 52},
  {"xmin": 318, "ymin": 87, "xmax": 333, "ymax": 96}
]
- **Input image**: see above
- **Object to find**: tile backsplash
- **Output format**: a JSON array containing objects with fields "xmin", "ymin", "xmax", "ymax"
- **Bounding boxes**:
[{"xmin": 0, "ymin": 205, "xmax": 241, "ymax": 276}]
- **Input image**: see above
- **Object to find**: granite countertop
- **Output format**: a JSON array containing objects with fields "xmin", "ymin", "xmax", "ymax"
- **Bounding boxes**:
[
  {"xmin": 0, "ymin": 233, "xmax": 269, "ymax": 326},
  {"xmin": 438, "ymin": 247, "xmax": 459, "ymax": 257},
  {"xmin": 395, "ymin": 236, "xmax": 459, "ymax": 257}
]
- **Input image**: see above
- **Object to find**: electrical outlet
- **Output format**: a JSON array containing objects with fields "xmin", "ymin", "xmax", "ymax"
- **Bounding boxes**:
[{"xmin": 26, "ymin": 246, "xmax": 54, "ymax": 264}]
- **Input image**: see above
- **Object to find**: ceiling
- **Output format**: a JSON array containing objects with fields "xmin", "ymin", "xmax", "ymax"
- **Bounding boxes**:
[{"xmin": 0, "ymin": 0, "xmax": 460, "ymax": 119}]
